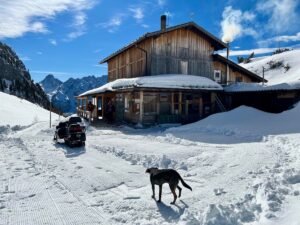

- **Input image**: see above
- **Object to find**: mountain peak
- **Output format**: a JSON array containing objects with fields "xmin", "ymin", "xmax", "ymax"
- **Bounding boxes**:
[{"xmin": 40, "ymin": 74, "xmax": 63, "ymax": 94}]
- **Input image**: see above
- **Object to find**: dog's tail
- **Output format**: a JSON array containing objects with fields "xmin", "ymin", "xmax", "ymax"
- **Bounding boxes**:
[{"xmin": 179, "ymin": 175, "xmax": 192, "ymax": 191}]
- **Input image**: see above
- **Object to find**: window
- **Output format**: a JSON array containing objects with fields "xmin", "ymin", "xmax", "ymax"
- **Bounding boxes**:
[
  {"xmin": 124, "ymin": 94, "xmax": 130, "ymax": 112},
  {"xmin": 143, "ymin": 93, "xmax": 157, "ymax": 114},
  {"xmin": 124, "ymin": 92, "xmax": 140, "ymax": 114},
  {"xmin": 214, "ymin": 70, "xmax": 221, "ymax": 83},
  {"xmin": 180, "ymin": 61, "xmax": 188, "ymax": 74}
]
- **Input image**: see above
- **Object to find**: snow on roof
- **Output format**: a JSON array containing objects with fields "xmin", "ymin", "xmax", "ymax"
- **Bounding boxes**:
[
  {"xmin": 224, "ymin": 80, "xmax": 300, "ymax": 92},
  {"xmin": 79, "ymin": 74, "xmax": 223, "ymax": 96}
]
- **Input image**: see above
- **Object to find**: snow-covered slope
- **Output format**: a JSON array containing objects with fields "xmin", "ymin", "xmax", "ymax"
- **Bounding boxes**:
[
  {"xmin": 240, "ymin": 49, "xmax": 300, "ymax": 85},
  {"xmin": 0, "ymin": 92, "xmax": 59, "ymax": 127}
]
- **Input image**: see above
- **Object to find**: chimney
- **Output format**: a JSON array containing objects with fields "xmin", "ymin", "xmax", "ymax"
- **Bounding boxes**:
[
  {"xmin": 226, "ymin": 43, "xmax": 229, "ymax": 59},
  {"xmin": 161, "ymin": 15, "xmax": 167, "ymax": 31}
]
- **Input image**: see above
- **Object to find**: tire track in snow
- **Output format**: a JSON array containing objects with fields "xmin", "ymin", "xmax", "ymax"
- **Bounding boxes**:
[{"xmin": 1, "ymin": 136, "xmax": 108, "ymax": 225}]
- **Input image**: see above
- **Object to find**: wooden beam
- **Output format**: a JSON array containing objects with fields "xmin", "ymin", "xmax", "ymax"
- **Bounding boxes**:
[
  {"xmin": 171, "ymin": 92, "xmax": 174, "ymax": 114},
  {"xmin": 199, "ymin": 96, "xmax": 203, "ymax": 117},
  {"xmin": 179, "ymin": 92, "xmax": 182, "ymax": 115},
  {"xmin": 102, "ymin": 96, "xmax": 104, "ymax": 118},
  {"xmin": 139, "ymin": 91, "xmax": 143, "ymax": 123}
]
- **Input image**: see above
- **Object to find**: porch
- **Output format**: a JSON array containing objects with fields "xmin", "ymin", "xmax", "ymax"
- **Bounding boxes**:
[{"xmin": 77, "ymin": 89, "xmax": 222, "ymax": 125}]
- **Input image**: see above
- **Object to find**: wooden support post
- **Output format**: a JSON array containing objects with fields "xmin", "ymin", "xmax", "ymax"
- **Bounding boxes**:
[
  {"xmin": 171, "ymin": 92, "xmax": 174, "ymax": 114},
  {"xmin": 185, "ymin": 100, "xmax": 188, "ymax": 116},
  {"xmin": 199, "ymin": 96, "xmax": 203, "ymax": 118},
  {"xmin": 157, "ymin": 94, "xmax": 160, "ymax": 114},
  {"xmin": 95, "ymin": 96, "xmax": 98, "ymax": 118},
  {"xmin": 139, "ymin": 91, "xmax": 143, "ymax": 124},
  {"xmin": 179, "ymin": 92, "xmax": 182, "ymax": 115},
  {"xmin": 102, "ymin": 95, "xmax": 104, "ymax": 118},
  {"xmin": 211, "ymin": 93, "xmax": 216, "ymax": 112}
]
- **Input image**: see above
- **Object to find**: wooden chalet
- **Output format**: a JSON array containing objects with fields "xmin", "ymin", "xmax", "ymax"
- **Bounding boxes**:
[{"xmin": 77, "ymin": 16, "xmax": 265, "ymax": 125}]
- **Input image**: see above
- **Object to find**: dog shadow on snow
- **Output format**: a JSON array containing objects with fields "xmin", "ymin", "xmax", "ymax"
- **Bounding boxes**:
[
  {"xmin": 156, "ymin": 200, "xmax": 189, "ymax": 222},
  {"xmin": 54, "ymin": 142, "xmax": 86, "ymax": 158}
]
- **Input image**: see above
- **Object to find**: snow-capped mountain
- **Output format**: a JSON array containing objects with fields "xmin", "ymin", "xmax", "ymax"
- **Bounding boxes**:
[
  {"xmin": 0, "ymin": 41, "xmax": 50, "ymax": 109},
  {"xmin": 240, "ymin": 48, "xmax": 300, "ymax": 85},
  {"xmin": 39, "ymin": 74, "xmax": 62, "ymax": 97},
  {"xmin": 40, "ymin": 75, "xmax": 108, "ymax": 113}
]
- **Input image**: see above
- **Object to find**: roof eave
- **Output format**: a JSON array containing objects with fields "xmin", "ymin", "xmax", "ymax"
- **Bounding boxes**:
[{"xmin": 213, "ymin": 54, "xmax": 267, "ymax": 83}]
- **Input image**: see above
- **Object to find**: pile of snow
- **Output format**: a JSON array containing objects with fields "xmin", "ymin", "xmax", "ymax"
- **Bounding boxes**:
[
  {"xmin": 0, "ymin": 92, "xmax": 59, "ymax": 127},
  {"xmin": 166, "ymin": 104, "xmax": 300, "ymax": 143},
  {"xmin": 80, "ymin": 74, "xmax": 223, "ymax": 96},
  {"xmin": 240, "ymin": 49, "xmax": 300, "ymax": 85}
]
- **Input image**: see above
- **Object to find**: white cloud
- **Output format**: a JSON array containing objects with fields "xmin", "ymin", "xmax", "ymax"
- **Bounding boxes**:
[
  {"xmin": 141, "ymin": 24, "xmax": 149, "ymax": 28},
  {"xmin": 259, "ymin": 32, "xmax": 300, "ymax": 46},
  {"xmin": 164, "ymin": 11, "xmax": 174, "ymax": 18},
  {"xmin": 73, "ymin": 11, "xmax": 87, "ymax": 27},
  {"xmin": 65, "ymin": 11, "xmax": 88, "ymax": 40},
  {"xmin": 31, "ymin": 70, "xmax": 71, "ymax": 76},
  {"xmin": 129, "ymin": 7, "xmax": 144, "ymax": 21},
  {"xmin": 93, "ymin": 48, "xmax": 102, "ymax": 53},
  {"xmin": 219, "ymin": 47, "xmax": 279, "ymax": 56},
  {"xmin": 0, "ymin": 0, "xmax": 97, "ymax": 39},
  {"xmin": 158, "ymin": 0, "xmax": 166, "ymax": 7},
  {"xmin": 37, "ymin": 51, "xmax": 43, "ymax": 55},
  {"xmin": 256, "ymin": 0, "xmax": 299, "ymax": 33},
  {"xmin": 98, "ymin": 15, "xmax": 124, "ymax": 33},
  {"xmin": 273, "ymin": 32, "xmax": 300, "ymax": 42},
  {"xmin": 20, "ymin": 56, "xmax": 31, "ymax": 61},
  {"xmin": 49, "ymin": 39, "xmax": 57, "ymax": 46},
  {"xmin": 67, "ymin": 30, "xmax": 86, "ymax": 39},
  {"xmin": 220, "ymin": 6, "xmax": 257, "ymax": 43}
]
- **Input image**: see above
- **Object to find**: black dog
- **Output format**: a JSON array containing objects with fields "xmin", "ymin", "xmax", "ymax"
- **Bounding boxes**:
[{"xmin": 146, "ymin": 167, "xmax": 192, "ymax": 204}]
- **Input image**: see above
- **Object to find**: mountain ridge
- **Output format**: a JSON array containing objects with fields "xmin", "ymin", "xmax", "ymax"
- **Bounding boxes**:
[
  {"xmin": 0, "ymin": 41, "xmax": 50, "ymax": 109},
  {"xmin": 40, "ymin": 74, "xmax": 108, "ymax": 113}
]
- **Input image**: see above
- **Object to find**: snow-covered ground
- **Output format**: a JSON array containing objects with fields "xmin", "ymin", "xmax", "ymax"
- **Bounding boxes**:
[{"xmin": 1, "ymin": 91, "xmax": 300, "ymax": 224}]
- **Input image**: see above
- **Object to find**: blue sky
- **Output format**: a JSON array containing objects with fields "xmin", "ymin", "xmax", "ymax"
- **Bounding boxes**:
[{"xmin": 1, "ymin": 0, "xmax": 299, "ymax": 82}]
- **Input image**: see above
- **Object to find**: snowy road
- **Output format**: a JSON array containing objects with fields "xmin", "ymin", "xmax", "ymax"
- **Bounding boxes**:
[{"xmin": 1, "ymin": 120, "xmax": 300, "ymax": 224}]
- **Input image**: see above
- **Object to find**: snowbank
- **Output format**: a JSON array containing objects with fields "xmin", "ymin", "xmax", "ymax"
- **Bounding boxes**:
[
  {"xmin": 166, "ymin": 104, "xmax": 300, "ymax": 143},
  {"xmin": 80, "ymin": 74, "xmax": 223, "ymax": 96},
  {"xmin": 0, "ymin": 92, "xmax": 59, "ymax": 127}
]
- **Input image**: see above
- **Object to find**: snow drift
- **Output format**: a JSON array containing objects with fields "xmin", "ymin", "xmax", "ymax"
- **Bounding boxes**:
[{"xmin": 166, "ymin": 104, "xmax": 300, "ymax": 143}]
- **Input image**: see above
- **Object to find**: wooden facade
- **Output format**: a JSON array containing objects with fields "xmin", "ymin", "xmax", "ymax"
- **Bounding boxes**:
[
  {"xmin": 103, "ymin": 22, "xmax": 264, "ymax": 85},
  {"xmin": 107, "ymin": 28, "xmax": 216, "ymax": 82},
  {"xmin": 213, "ymin": 60, "xmax": 254, "ymax": 84}
]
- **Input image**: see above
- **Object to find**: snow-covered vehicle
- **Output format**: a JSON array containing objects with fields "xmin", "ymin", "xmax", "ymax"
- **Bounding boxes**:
[{"xmin": 54, "ymin": 116, "xmax": 86, "ymax": 147}]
